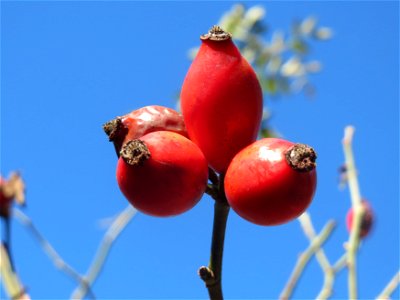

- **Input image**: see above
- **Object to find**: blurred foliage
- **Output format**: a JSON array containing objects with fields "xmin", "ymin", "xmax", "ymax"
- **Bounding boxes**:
[{"xmin": 188, "ymin": 4, "xmax": 332, "ymax": 99}]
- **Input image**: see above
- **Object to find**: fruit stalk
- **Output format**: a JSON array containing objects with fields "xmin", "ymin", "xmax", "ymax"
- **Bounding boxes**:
[{"xmin": 200, "ymin": 174, "xmax": 230, "ymax": 300}]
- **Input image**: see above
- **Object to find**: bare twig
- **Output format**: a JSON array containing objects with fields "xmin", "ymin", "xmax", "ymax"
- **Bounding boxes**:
[
  {"xmin": 298, "ymin": 212, "xmax": 332, "ymax": 271},
  {"xmin": 280, "ymin": 220, "xmax": 336, "ymax": 300},
  {"xmin": 70, "ymin": 205, "xmax": 137, "ymax": 299},
  {"xmin": 298, "ymin": 212, "xmax": 335, "ymax": 299},
  {"xmin": 342, "ymin": 126, "xmax": 364, "ymax": 299},
  {"xmin": 332, "ymin": 253, "xmax": 347, "ymax": 273},
  {"xmin": 376, "ymin": 270, "xmax": 400, "ymax": 300},
  {"xmin": 12, "ymin": 208, "xmax": 95, "ymax": 299},
  {"xmin": 315, "ymin": 252, "xmax": 348, "ymax": 299},
  {"xmin": 317, "ymin": 268, "xmax": 335, "ymax": 300},
  {"xmin": 0, "ymin": 243, "xmax": 30, "ymax": 300}
]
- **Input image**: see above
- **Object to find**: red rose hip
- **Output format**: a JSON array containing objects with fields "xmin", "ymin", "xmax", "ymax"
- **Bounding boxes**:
[
  {"xmin": 116, "ymin": 131, "xmax": 208, "ymax": 217},
  {"xmin": 0, "ymin": 176, "xmax": 12, "ymax": 217},
  {"xmin": 104, "ymin": 105, "xmax": 187, "ymax": 155},
  {"xmin": 346, "ymin": 200, "xmax": 374, "ymax": 238},
  {"xmin": 224, "ymin": 138, "xmax": 317, "ymax": 226},
  {"xmin": 181, "ymin": 26, "xmax": 263, "ymax": 173}
]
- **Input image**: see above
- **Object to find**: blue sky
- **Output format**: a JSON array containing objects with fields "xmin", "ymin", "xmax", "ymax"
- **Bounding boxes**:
[{"xmin": 1, "ymin": 1, "xmax": 399, "ymax": 299}]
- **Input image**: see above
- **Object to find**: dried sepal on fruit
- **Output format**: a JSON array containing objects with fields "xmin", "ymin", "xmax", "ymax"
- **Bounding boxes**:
[{"xmin": 103, "ymin": 105, "xmax": 187, "ymax": 155}]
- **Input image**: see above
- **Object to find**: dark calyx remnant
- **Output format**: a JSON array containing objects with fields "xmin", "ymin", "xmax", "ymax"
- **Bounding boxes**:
[
  {"xmin": 103, "ymin": 118, "xmax": 123, "ymax": 141},
  {"xmin": 200, "ymin": 25, "xmax": 232, "ymax": 41},
  {"xmin": 360, "ymin": 204, "xmax": 374, "ymax": 237},
  {"xmin": 120, "ymin": 140, "xmax": 151, "ymax": 166},
  {"xmin": 286, "ymin": 143, "xmax": 317, "ymax": 172}
]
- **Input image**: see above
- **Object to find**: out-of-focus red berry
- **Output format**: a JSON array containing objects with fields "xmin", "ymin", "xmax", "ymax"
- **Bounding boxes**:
[
  {"xmin": 0, "ymin": 176, "xmax": 13, "ymax": 217},
  {"xmin": 346, "ymin": 200, "xmax": 374, "ymax": 238}
]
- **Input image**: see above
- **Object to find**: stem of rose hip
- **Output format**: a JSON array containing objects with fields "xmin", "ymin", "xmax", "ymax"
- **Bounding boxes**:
[{"xmin": 201, "ymin": 173, "xmax": 230, "ymax": 300}]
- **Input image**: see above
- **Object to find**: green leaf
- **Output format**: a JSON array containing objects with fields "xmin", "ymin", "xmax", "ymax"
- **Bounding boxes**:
[
  {"xmin": 187, "ymin": 47, "xmax": 199, "ymax": 60},
  {"xmin": 260, "ymin": 126, "xmax": 278, "ymax": 138},
  {"xmin": 262, "ymin": 78, "xmax": 278, "ymax": 94},
  {"xmin": 291, "ymin": 39, "xmax": 309, "ymax": 54},
  {"xmin": 314, "ymin": 27, "xmax": 333, "ymax": 40},
  {"xmin": 219, "ymin": 4, "xmax": 245, "ymax": 36},
  {"xmin": 300, "ymin": 16, "xmax": 317, "ymax": 36},
  {"xmin": 281, "ymin": 57, "xmax": 305, "ymax": 77}
]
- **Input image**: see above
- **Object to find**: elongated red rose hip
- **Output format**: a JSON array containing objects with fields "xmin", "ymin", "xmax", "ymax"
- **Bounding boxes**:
[
  {"xmin": 181, "ymin": 26, "xmax": 263, "ymax": 174},
  {"xmin": 103, "ymin": 105, "xmax": 188, "ymax": 155}
]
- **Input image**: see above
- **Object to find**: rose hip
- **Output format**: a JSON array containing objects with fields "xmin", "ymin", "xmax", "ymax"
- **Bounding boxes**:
[
  {"xmin": 116, "ymin": 131, "xmax": 208, "ymax": 217},
  {"xmin": 224, "ymin": 138, "xmax": 317, "ymax": 226},
  {"xmin": 104, "ymin": 105, "xmax": 187, "ymax": 155},
  {"xmin": 181, "ymin": 26, "xmax": 263, "ymax": 173}
]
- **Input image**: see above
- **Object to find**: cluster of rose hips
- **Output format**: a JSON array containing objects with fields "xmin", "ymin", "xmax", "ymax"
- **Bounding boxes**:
[{"xmin": 104, "ymin": 26, "xmax": 318, "ymax": 226}]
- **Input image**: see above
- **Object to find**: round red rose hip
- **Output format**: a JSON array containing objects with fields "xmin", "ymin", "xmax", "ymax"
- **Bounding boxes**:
[
  {"xmin": 116, "ymin": 131, "xmax": 208, "ymax": 217},
  {"xmin": 346, "ymin": 200, "xmax": 374, "ymax": 238},
  {"xmin": 224, "ymin": 138, "xmax": 317, "ymax": 226}
]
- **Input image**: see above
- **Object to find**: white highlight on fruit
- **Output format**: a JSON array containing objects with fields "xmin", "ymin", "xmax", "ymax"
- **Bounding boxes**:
[
  {"xmin": 259, "ymin": 146, "xmax": 281, "ymax": 162},
  {"xmin": 139, "ymin": 112, "xmax": 153, "ymax": 122}
]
